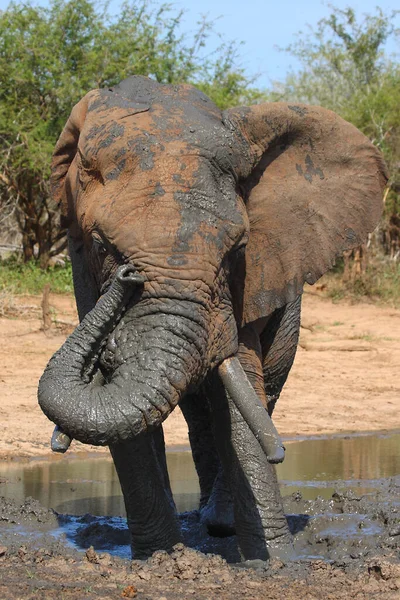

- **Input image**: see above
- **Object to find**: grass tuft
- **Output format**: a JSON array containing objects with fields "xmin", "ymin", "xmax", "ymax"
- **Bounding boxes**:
[
  {"xmin": 322, "ymin": 261, "xmax": 400, "ymax": 307},
  {"xmin": 0, "ymin": 256, "xmax": 73, "ymax": 295}
]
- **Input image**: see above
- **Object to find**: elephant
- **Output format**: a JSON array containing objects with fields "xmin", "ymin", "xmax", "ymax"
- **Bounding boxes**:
[{"xmin": 38, "ymin": 75, "xmax": 387, "ymax": 562}]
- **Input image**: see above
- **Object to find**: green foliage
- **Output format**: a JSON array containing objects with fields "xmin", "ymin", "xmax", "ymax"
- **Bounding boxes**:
[
  {"xmin": 324, "ymin": 262, "xmax": 400, "ymax": 307},
  {"xmin": 196, "ymin": 42, "xmax": 267, "ymax": 108},
  {"xmin": 0, "ymin": 0, "xmax": 261, "ymax": 266},
  {"xmin": 0, "ymin": 256, "xmax": 73, "ymax": 294},
  {"xmin": 273, "ymin": 5, "xmax": 400, "ymax": 303},
  {"xmin": 274, "ymin": 5, "xmax": 400, "ymax": 218}
]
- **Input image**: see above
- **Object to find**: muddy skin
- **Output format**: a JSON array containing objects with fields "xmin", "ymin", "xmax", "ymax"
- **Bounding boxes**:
[
  {"xmin": 0, "ymin": 478, "xmax": 399, "ymax": 599},
  {"xmin": 39, "ymin": 266, "xmax": 290, "ymax": 559},
  {"xmin": 40, "ymin": 75, "xmax": 387, "ymax": 562},
  {"xmin": 218, "ymin": 357, "xmax": 286, "ymax": 464},
  {"xmin": 207, "ymin": 372, "xmax": 292, "ymax": 562}
]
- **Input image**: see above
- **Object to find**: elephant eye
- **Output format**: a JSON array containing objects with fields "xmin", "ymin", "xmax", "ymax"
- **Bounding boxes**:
[
  {"xmin": 92, "ymin": 234, "xmax": 107, "ymax": 256},
  {"xmin": 232, "ymin": 234, "xmax": 248, "ymax": 253}
]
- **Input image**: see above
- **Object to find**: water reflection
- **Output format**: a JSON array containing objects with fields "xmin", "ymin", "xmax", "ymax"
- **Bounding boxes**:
[
  {"xmin": 0, "ymin": 451, "xmax": 199, "ymax": 515},
  {"xmin": 279, "ymin": 433, "xmax": 400, "ymax": 482},
  {"xmin": 0, "ymin": 432, "xmax": 398, "ymax": 516}
]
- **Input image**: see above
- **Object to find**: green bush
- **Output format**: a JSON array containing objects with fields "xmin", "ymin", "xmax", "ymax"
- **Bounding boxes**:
[
  {"xmin": 0, "ymin": 256, "xmax": 73, "ymax": 294},
  {"xmin": 0, "ymin": 0, "xmax": 265, "ymax": 266},
  {"xmin": 324, "ymin": 261, "xmax": 400, "ymax": 307}
]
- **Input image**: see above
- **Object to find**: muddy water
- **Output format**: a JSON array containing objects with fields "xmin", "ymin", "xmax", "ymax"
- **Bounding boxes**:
[{"xmin": 0, "ymin": 432, "xmax": 399, "ymax": 517}]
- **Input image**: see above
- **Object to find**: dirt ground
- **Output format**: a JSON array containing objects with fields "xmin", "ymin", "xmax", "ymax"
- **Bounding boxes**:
[
  {"xmin": 0, "ymin": 487, "xmax": 399, "ymax": 600},
  {"xmin": 0, "ymin": 289, "xmax": 399, "ymax": 459},
  {"xmin": 0, "ymin": 290, "xmax": 399, "ymax": 598},
  {"xmin": 0, "ymin": 543, "xmax": 398, "ymax": 600}
]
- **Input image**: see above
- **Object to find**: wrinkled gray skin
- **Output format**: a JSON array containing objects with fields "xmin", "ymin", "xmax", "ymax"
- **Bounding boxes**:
[
  {"xmin": 38, "ymin": 75, "xmax": 384, "ymax": 561},
  {"xmin": 183, "ymin": 298, "xmax": 300, "ymax": 559},
  {"xmin": 41, "ymin": 253, "xmax": 299, "ymax": 560}
]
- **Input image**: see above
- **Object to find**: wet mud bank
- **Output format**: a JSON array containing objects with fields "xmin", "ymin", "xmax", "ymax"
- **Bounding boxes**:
[
  {"xmin": 0, "ymin": 432, "xmax": 399, "ymax": 598},
  {"xmin": 0, "ymin": 482, "xmax": 399, "ymax": 599}
]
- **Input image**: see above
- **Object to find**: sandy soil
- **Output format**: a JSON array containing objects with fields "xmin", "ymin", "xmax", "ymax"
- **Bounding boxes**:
[
  {"xmin": 1, "ymin": 292, "xmax": 399, "ymax": 599},
  {"xmin": 0, "ymin": 290, "xmax": 399, "ymax": 459}
]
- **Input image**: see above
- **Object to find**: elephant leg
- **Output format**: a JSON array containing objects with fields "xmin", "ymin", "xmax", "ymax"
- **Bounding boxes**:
[
  {"xmin": 179, "ymin": 394, "xmax": 219, "ymax": 508},
  {"xmin": 260, "ymin": 296, "xmax": 302, "ymax": 416},
  {"xmin": 179, "ymin": 394, "xmax": 234, "ymax": 534},
  {"xmin": 208, "ymin": 324, "xmax": 292, "ymax": 561},
  {"xmin": 199, "ymin": 463, "xmax": 235, "ymax": 536},
  {"xmin": 109, "ymin": 426, "xmax": 182, "ymax": 559}
]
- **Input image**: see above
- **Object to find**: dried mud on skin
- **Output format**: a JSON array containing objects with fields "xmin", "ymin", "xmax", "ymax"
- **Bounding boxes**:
[{"xmin": 0, "ymin": 488, "xmax": 399, "ymax": 600}]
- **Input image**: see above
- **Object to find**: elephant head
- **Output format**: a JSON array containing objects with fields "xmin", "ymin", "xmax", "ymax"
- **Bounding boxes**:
[{"xmin": 38, "ymin": 76, "xmax": 387, "ymax": 449}]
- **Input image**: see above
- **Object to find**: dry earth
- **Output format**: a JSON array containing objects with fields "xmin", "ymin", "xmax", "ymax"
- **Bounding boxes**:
[
  {"xmin": 0, "ymin": 290, "xmax": 399, "ymax": 459},
  {"xmin": 0, "ymin": 290, "xmax": 399, "ymax": 599}
]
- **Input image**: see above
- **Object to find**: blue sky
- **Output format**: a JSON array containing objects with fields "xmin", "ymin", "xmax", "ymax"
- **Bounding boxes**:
[
  {"xmin": 1, "ymin": 0, "xmax": 399, "ymax": 88},
  {"xmin": 165, "ymin": 0, "xmax": 399, "ymax": 86}
]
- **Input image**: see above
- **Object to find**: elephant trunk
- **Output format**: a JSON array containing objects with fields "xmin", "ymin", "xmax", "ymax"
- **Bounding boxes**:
[
  {"xmin": 39, "ymin": 266, "xmax": 284, "ymax": 460},
  {"xmin": 38, "ymin": 265, "xmax": 204, "ymax": 446}
]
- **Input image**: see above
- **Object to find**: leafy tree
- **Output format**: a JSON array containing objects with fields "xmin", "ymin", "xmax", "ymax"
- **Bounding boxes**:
[
  {"xmin": 274, "ymin": 5, "xmax": 400, "ymax": 253},
  {"xmin": 0, "ymin": 0, "xmax": 262, "ymax": 267}
]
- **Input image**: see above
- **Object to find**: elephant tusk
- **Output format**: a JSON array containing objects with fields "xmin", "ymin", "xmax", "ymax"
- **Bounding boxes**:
[
  {"xmin": 51, "ymin": 425, "xmax": 72, "ymax": 453},
  {"xmin": 218, "ymin": 357, "xmax": 285, "ymax": 464}
]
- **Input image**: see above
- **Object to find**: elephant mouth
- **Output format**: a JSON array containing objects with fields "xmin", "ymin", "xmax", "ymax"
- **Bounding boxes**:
[
  {"xmin": 97, "ymin": 330, "xmax": 118, "ymax": 381},
  {"xmin": 93, "ymin": 323, "xmax": 286, "ymax": 464},
  {"xmin": 40, "ymin": 266, "xmax": 285, "ymax": 464}
]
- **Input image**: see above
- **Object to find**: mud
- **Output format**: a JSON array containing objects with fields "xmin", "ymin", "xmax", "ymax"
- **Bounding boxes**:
[
  {"xmin": 0, "ymin": 475, "xmax": 399, "ymax": 599},
  {"xmin": 1, "ymin": 292, "xmax": 399, "ymax": 596}
]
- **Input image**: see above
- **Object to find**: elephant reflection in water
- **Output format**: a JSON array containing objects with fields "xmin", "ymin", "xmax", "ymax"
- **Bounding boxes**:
[{"xmin": 38, "ymin": 76, "xmax": 387, "ymax": 561}]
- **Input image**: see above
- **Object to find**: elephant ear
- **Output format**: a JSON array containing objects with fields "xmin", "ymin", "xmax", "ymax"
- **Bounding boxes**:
[
  {"xmin": 50, "ymin": 91, "xmax": 98, "ymax": 225},
  {"xmin": 225, "ymin": 103, "xmax": 388, "ymax": 325}
]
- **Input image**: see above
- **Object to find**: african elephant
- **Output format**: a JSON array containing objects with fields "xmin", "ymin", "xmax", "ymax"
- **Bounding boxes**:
[{"xmin": 38, "ymin": 75, "xmax": 387, "ymax": 561}]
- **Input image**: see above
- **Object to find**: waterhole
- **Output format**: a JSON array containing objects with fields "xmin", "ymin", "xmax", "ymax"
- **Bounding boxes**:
[{"xmin": 0, "ymin": 432, "xmax": 399, "ymax": 516}]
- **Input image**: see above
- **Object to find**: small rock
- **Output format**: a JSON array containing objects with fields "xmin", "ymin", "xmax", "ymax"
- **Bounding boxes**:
[
  {"xmin": 311, "ymin": 560, "xmax": 329, "ymax": 571},
  {"xmin": 121, "ymin": 585, "xmax": 137, "ymax": 598},
  {"xmin": 269, "ymin": 559, "xmax": 284, "ymax": 571},
  {"xmin": 33, "ymin": 551, "xmax": 44, "ymax": 563},
  {"xmin": 247, "ymin": 581, "xmax": 262, "ymax": 589},
  {"xmin": 85, "ymin": 546, "xmax": 99, "ymax": 564},
  {"xmin": 0, "ymin": 546, "xmax": 7, "ymax": 557},
  {"xmin": 151, "ymin": 550, "xmax": 169, "ymax": 565},
  {"xmin": 99, "ymin": 552, "xmax": 113, "ymax": 565},
  {"xmin": 172, "ymin": 542, "xmax": 185, "ymax": 553},
  {"xmin": 137, "ymin": 568, "xmax": 151, "ymax": 581}
]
